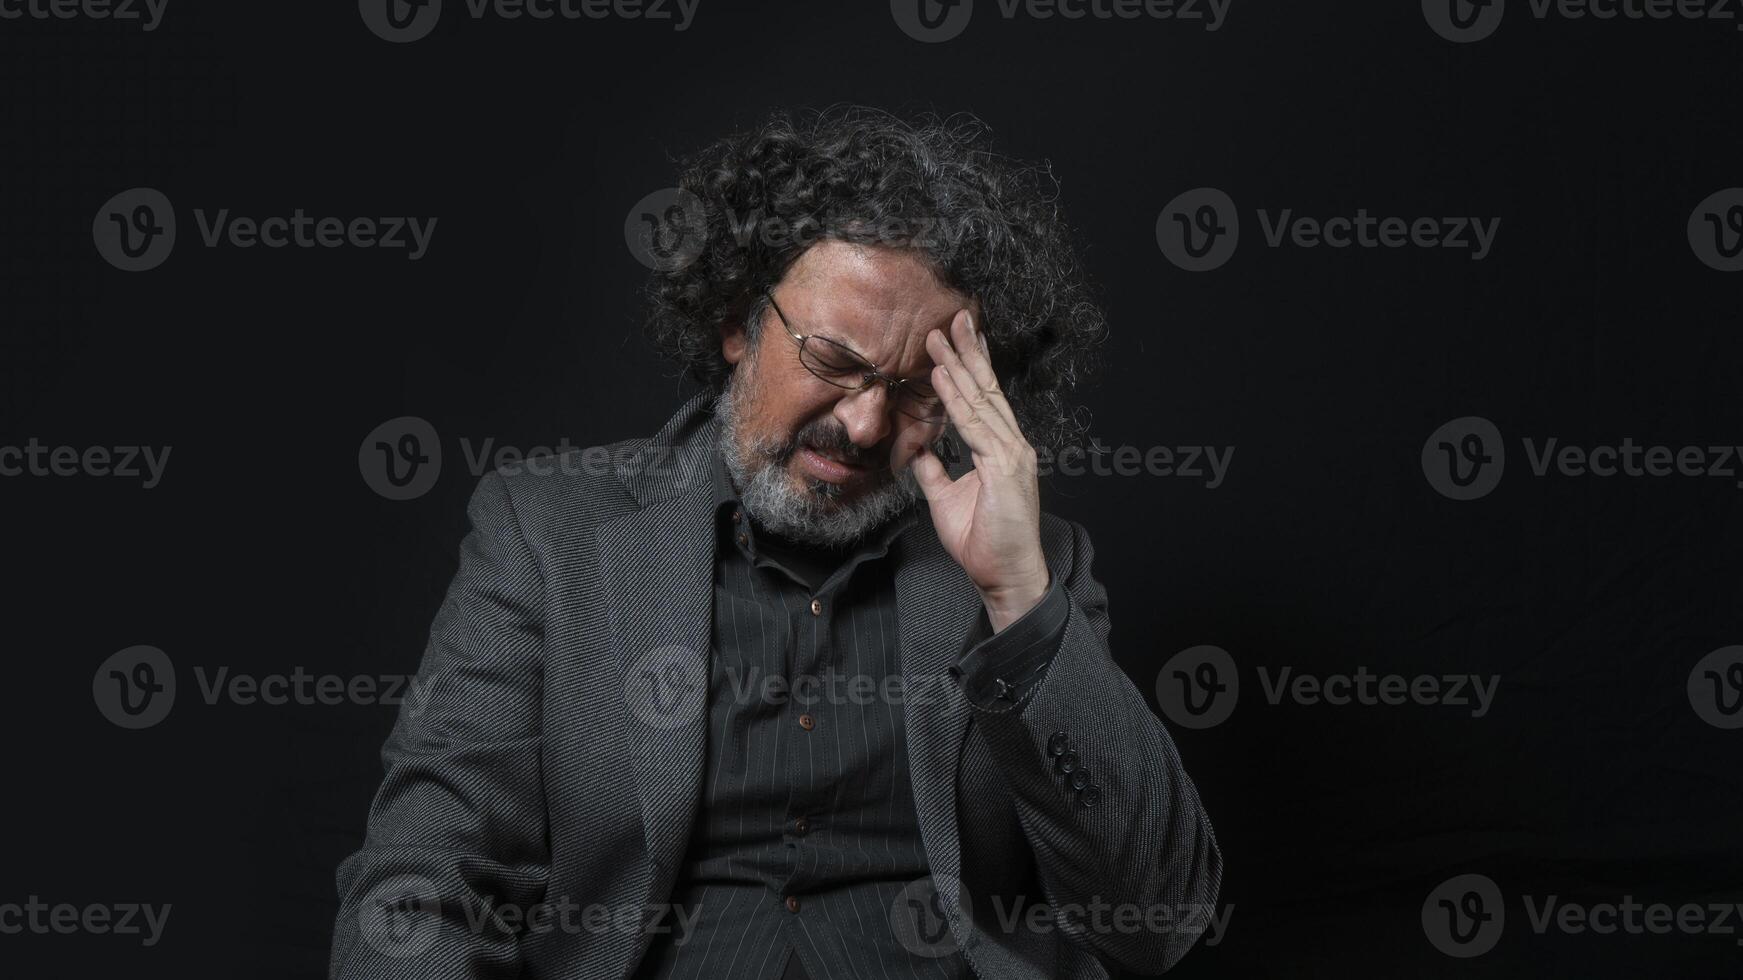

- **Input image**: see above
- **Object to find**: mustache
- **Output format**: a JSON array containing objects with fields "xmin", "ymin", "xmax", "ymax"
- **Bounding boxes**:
[{"xmin": 777, "ymin": 419, "xmax": 879, "ymax": 467}]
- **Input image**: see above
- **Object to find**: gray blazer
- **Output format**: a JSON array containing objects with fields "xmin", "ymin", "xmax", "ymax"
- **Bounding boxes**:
[{"xmin": 331, "ymin": 389, "xmax": 1222, "ymax": 979}]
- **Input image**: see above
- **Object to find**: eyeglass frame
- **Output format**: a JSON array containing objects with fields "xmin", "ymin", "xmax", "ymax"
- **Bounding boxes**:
[{"xmin": 763, "ymin": 289, "xmax": 949, "ymax": 426}]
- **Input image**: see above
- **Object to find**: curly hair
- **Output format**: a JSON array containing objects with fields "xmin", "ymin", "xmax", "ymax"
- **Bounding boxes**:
[{"xmin": 641, "ymin": 105, "xmax": 1106, "ymax": 454}]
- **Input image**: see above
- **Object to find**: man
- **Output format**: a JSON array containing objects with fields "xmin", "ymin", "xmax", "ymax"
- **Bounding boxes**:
[{"xmin": 332, "ymin": 107, "xmax": 1221, "ymax": 979}]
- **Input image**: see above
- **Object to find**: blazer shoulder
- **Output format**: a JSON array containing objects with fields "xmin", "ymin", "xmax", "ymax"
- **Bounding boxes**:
[{"xmin": 478, "ymin": 436, "xmax": 647, "ymax": 548}]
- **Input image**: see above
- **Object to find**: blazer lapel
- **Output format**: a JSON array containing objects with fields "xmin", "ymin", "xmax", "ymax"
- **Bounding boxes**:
[
  {"xmin": 596, "ymin": 391, "xmax": 722, "ymax": 887},
  {"xmin": 597, "ymin": 489, "xmax": 716, "ymax": 874},
  {"xmin": 893, "ymin": 520, "xmax": 982, "ymax": 949}
]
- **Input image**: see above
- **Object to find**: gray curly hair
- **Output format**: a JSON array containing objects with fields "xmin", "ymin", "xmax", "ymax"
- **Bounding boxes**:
[{"xmin": 641, "ymin": 105, "xmax": 1107, "ymax": 454}]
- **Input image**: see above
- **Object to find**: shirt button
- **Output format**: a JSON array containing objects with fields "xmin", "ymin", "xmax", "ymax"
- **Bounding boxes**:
[
  {"xmin": 731, "ymin": 509, "xmax": 743, "ymax": 523},
  {"xmin": 793, "ymin": 816, "xmax": 809, "ymax": 835},
  {"xmin": 784, "ymin": 895, "xmax": 801, "ymax": 913},
  {"xmin": 736, "ymin": 532, "xmax": 749, "ymax": 548},
  {"xmin": 810, "ymin": 598, "xmax": 823, "ymax": 616},
  {"xmin": 798, "ymin": 713, "xmax": 816, "ymax": 731}
]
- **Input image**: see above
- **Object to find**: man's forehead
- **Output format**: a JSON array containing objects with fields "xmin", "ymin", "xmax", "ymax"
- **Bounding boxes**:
[{"xmin": 779, "ymin": 245, "xmax": 971, "ymax": 354}]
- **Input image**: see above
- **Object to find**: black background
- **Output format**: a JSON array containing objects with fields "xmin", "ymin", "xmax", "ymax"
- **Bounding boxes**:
[{"xmin": 3, "ymin": 0, "xmax": 1741, "ymax": 976}]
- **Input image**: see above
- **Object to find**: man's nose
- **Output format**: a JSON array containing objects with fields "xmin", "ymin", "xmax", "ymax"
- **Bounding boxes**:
[{"xmin": 832, "ymin": 384, "xmax": 894, "ymax": 450}]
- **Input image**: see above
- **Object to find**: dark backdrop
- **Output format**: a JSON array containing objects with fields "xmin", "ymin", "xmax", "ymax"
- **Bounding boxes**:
[{"xmin": 3, "ymin": 1, "xmax": 1740, "ymax": 976}]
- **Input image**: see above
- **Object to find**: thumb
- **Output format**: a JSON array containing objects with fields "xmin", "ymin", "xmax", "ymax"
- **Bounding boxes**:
[{"xmin": 910, "ymin": 444, "xmax": 954, "ymax": 500}]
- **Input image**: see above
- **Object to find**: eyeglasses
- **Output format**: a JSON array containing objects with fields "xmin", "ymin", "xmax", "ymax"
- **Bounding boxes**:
[{"xmin": 765, "ymin": 290, "xmax": 947, "ymax": 425}]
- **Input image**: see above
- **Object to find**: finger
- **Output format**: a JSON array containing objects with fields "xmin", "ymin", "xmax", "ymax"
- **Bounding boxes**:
[
  {"xmin": 909, "ymin": 444, "xmax": 954, "ymax": 500},
  {"xmin": 952, "ymin": 309, "xmax": 1001, "ymax": 392},
  {"xmin": 927, "ymin": 326, "xmax": 1017, "ymax": 444},
  {"xmin": 934, "ymin": 310, "xmax": 1017, "ymax": 432},
  {"xmin": 950, "ymin": 309, "xmax": 1023, "ymax": 433},
  {"xmin": 930, "ymin": 351, "xmax": 1019, "ymax": 472}
]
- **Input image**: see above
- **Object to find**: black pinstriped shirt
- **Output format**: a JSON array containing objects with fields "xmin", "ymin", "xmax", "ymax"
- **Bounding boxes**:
[{"xmin": 632, "ymin": 450, "xmax": 1069, "ymax": 980}]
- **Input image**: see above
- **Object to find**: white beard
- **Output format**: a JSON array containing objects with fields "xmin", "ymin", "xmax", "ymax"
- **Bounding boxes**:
[{"xmin": 714, "ymin": 372, "xmax": 922, "ymax": 549}]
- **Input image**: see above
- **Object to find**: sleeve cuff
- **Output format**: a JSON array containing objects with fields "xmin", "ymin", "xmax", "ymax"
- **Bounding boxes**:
[{"xmin": 950, "ymin": 573, "xmax": 1069, "ymax": 710}]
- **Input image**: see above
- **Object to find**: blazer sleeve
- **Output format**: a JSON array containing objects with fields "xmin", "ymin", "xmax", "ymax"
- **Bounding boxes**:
[
  {"xmin": 957, "ymin": 517, "xmax": 1224, "ymax": 975},
  {"xmin": 330, "ymin": 471, "xmax": 550, "ymax": 980}
]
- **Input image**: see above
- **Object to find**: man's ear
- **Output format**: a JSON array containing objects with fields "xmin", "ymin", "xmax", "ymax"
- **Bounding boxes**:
[{"xmin": 720, "ymin": 320, "xmax": 748, "ymax": 365}]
